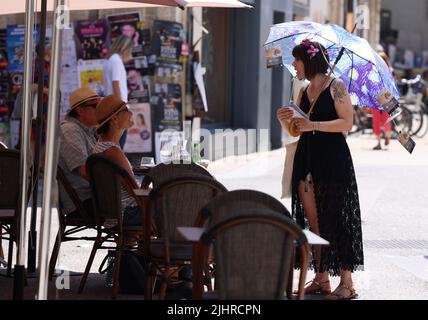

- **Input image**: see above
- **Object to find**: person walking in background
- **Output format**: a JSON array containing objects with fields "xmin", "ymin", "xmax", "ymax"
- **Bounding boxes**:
[
  {"xmin": 372, "ymin": 51, "xmax": 394, "ymax": 150},
  {"xmin": 103, "ymin": 35, "xmax": 134, "ymax": 149},
  {"xmin": 277, "ymin": 39, "xmax": 364, "ymax": 300}
]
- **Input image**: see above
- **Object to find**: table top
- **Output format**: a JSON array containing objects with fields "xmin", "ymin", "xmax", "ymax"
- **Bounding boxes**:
[{"xmin": 177, "ymin": 227, "xmax": 330, "ymax": 246}]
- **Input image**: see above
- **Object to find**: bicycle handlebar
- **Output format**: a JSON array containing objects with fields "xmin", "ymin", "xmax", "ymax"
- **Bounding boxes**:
[{"xmin": 400, "ymin": 74, "xmax": 422, "ymax": 85}]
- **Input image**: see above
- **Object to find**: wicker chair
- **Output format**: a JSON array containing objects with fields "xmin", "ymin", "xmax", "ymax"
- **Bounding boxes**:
[
  {"xmin": 143, "ymin": 173, "xmax": 227, "ymax": 300},
  {"xmin": 198, "ymin": 189, "xmax": 291, "ymax": 227},
  {"xmin": 196, "ymin": 190, "xmax": 292, "ymax": 292},
  {"xmin": 49, "ymin": 166, "xmax": 97, "ymax": 279},
  {"xmin": 78, "ymin": 154, "xmax": 145, "ymax": 299},
  {"xmin": 0, "ymin": 149, "xmax": 21, "ymax": 276},
  {"xmin": 192, "ymin": 210, "xmax": 310, "ymax": 300},
  {"xmin": 141, "ymin": 161, "xmax": 212, "ymax": 189}
]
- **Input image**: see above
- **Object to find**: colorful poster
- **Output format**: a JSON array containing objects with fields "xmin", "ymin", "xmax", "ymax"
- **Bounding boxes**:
[
  {"xmin": 77, "ymin": 59, "xmax": 106, "ymax": 96},
  {"xmin": 152, "ymin": 83, "xmax": 182, "ymax": 132},
  {"xmin": 127, "ymin": 67, "xmax": 150, "ymax": 104},
  {"xmin": 7, "ymin": 25, "xmax": 28, "ymax": 73},
  {"xmin": 155, "ymin": 61, "xmax": 183, "ymax": 83},
  {"xmin": 123, "ymin": 103, "xmax": 152, "ymax": 153},
  {"xmin": 74, "ymin": 19, "xmax": 109, "ymax": 60},
  {"xmin": 107, "ymin": 12, "xmax": 150, "ymax": 57},
  {"xmin": 152, "ymin": 20, "xmax": 184, "ymax": 64}
]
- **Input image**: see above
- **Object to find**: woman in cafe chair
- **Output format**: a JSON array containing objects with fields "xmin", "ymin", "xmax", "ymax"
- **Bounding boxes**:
[
  {"xmin": 92, "ymin": 94, "xmax": 141, "ymax": 227},
  {"xmin": 277, "ymin": 40, "xmax": 364, "ymax": 300}
]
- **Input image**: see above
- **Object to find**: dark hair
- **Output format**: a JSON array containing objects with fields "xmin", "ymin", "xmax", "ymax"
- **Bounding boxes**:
[
  {"xmin": 68, "ymin": 108, "xmax": 79, "ymax": 118},
  {"xmin": 292, "ymin": 41, "xmax": 330, "ymax": 80},
  {"xmin": 97, "ymin": 122, "xmax": 111, "ymax": 135}
]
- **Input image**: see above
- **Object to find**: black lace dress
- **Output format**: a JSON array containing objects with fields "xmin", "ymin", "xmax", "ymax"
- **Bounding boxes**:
[{"xmin": 292, "ymin": 79, "xmax": 364, "ymax": 276}]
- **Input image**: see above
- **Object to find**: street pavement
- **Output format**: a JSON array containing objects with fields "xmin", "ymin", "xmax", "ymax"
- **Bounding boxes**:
[
  {"xmin": 209, "ymin": 133, "xmax": 428, "ymax": 300},
  {"xmin": 1, "ymin": 133, "xmax": 428, "ymax": 300}
]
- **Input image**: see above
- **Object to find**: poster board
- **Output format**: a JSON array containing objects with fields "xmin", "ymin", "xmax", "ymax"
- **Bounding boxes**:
[{"xmin": 123, "ymin": 103, "xmax": 152, "ymax": 153}]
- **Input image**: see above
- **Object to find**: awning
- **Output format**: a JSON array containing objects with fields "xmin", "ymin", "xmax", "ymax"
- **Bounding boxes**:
[
  {"xmin": 112, "ymin": 0, "xmax": 252, "ymax": 8},
  {"xmin": 0, "ymin": 0, "xmax": 163, "ymax": 15}
]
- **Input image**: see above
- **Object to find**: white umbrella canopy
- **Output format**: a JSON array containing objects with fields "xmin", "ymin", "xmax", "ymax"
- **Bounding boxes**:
[
  {"xmin": 0, "ymin": 0, "xmax": 164, "ymax": 15},
  {"xmin": 112, "ymin": 0, "xmax": 252, "ymax": 8}
]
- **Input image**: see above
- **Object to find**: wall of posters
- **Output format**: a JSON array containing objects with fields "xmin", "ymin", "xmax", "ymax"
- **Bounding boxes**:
[
  {"xmin": 60, "ymin": 28, "xmax": 79, "ymax": 118},
  {"xmin": 152, "ymin": 20, "xmax": 184, "ymax": 65},
  {"xmin": 123, "ymin": 103, "xmax": 152, "ymax": 153},
  {"xmin": 127, "ymin": 68, "xmax": 150, "ymax": 104},
  {"xmin": 74, "ymin": 19, "xmax": 110, "ymax": 60},
  {"xmin": 107, "ymin": 12, "xmax": 149, "ymax": 57},
  {"xmin": 77, "ymin": 59, "xmax": 106, "ymax": 96},
  {"xmin": 152, "ymin": 83, "xmax": 182, "ymax": 132}
]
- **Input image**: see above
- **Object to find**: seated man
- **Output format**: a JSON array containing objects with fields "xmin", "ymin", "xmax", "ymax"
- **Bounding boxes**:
[{"xmin": 58, "ymin": 87, "xmax": 101, "ymax": 220}]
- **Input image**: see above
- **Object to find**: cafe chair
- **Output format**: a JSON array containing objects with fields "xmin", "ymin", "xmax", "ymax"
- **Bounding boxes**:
[
  {"xmin": 196, "ymin": 189, "xmax": 292, "ymax": 291},
  {"xmin": 0, "ymin": 149, "xmax": 21, "ymax": 276},
  {"xmin": 49, "ymin": 166, "xmax": 97, "ymax": 279},
  {"xmin": 143, "ymin": 174, "xmax": 227, "ymax": 300},
  {"xmin": 78, "ymin": 154, "xmax": 145, "ymax": 299},
  {"xmin": 192, "ymin": 210, "xmax": 310, "ymax": 300},
  {"xmin": 141, "ymin": 161, "xmax": 212, "ymax": 190}
]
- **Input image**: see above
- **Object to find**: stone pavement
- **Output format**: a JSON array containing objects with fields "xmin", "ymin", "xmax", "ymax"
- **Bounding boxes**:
[{"xmin": 209, "ymin": 133, "xmax": 428, "ymax": 300}]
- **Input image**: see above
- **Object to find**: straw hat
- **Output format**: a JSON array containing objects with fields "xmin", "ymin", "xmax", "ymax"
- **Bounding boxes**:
[
  {"xmin": 69, "ymin": 87, "xmax": 100, "ymax": 112},
  {"xmin": 96, "ymin": 94, "xmax": 127, "ymax": 131}
]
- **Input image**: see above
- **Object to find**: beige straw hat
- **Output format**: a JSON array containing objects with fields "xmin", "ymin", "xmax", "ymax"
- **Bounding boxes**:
[
  {"xmin": 69, "ymin": 87, "xmax": 101, "ymax": 112},
  {"xmin": 95, "ymin": 94, "xmax": 127, "ymax": 131}
]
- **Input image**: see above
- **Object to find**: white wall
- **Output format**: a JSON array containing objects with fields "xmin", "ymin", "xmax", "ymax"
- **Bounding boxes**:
[{"xmin": 309, "ymin": 0, "xmax": 330, "ymax": 23}]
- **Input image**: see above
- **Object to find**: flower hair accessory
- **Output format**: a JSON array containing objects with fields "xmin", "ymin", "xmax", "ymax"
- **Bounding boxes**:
[{"xmin": 301, "ymin": 39, "xmax": 320, "ymax": 59}]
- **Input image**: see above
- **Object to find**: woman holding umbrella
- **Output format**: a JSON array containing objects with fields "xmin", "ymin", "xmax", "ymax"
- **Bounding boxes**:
[{"xmin": 277, "ymin": 40, "xmax": 364, "ymax": 300}]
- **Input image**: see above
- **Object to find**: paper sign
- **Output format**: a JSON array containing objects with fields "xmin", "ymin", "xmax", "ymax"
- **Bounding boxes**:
[
  {"xmin": 399, "ymin": 131, "xmax": 416, "ymax": 154},
  {"xmin": 376, "ymin": 89, "xmax": 400, "ymax": 115},
  {"xmin": 266, "ymin": 47, "xmax": 283, "ymax": 68},
  {"xmin": 283, "ymin": 103, "xmax": 308, "ymax": 120}
]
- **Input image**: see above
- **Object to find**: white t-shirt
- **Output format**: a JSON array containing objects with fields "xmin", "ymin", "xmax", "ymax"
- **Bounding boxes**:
[{"xmin": 103, "ymin": 53, "xmax": 128, "ymax": 102}]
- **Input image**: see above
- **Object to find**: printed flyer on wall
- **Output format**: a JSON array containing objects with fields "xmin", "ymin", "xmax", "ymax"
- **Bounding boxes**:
[
  {"xmin": 74, "ymin": 19, "xmax": 110, "ymax": 60},
  {"xmin": 123, "ymin": 103, "xmax": 152, "ymax": 153},
  {"xmin": 77, "ymin": 59, "xmax": 106, "ymax": 96},
  {"xmin": 152, "ymin": 83, "xmax": 182, "ymax": 132}
]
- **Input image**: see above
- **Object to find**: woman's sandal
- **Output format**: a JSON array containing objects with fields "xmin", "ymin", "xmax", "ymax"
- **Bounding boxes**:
[
  {"xmin": 325, "ymin": 283, "xmax": 358, "ymax": 300},
  {"xmin": 294, "ymin": 279, "xmax": 331, "ymax": 295}
]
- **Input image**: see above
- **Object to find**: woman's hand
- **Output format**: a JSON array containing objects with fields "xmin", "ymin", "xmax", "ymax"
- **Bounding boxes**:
[
  {"xmin": 277, "ymin": 107, "xmax": 294, "ymax": 123},
  {"xmin": 292, "ymin": 118, "xmax": 314, "ymax": 133}
]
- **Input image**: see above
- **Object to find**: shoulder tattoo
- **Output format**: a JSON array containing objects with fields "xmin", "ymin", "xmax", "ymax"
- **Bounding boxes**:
[{"xmin": 332, "ymin": 80, "xmax": 349, "ymax": 104}]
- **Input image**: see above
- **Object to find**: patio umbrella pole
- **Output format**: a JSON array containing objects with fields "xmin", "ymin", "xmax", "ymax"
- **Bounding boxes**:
[
  {"xmin": 28, "ymin": 0, "xmax": 48, "ymax": 275},
  {"xmin": 37, "ymin": 0, "xmax": 63, "ymax": 300},
  {"xmin": 14, "ymin": 0, "xmax": 35, "ymax": 300}
]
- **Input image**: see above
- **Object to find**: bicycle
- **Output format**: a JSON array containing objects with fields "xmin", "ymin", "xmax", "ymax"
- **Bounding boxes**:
[{"xmin": 397, "ymin": 75, "xmax": 428, "ymax": 138}]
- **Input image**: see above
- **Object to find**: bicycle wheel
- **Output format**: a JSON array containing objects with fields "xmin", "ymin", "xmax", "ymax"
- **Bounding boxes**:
[
  {"xmin": 392, "ymin": 105, "xmax": 413, "ymax": 135},
  {"xmin": 405, "ymin": 103, "xmax": 424, "ymax": 136}
]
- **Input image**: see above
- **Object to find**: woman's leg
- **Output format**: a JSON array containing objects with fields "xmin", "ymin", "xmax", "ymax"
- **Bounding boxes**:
[
  {"xmin": 381, "ymin": 111, "xmax": 392, "ymax": 145},
  {"xmin": 325, "ymin": 269, "xmax": 358, "ymax": 299},
  {"xmin": 298, "ymin": 181, "xmax": 329, "ymax": 283},
  {"xmin": 371, "ymin": 109, "xmax": 382, "ymax": 149}
]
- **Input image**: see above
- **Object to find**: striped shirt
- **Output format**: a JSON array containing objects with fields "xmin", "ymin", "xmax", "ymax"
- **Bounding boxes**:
[
  {"xmin": 92, "ymin": 141, "xmax": 137, "ymax": 210},
  {"xmin": 58, "ymin": 117, "xmax": 97, "ymax": 214}
]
